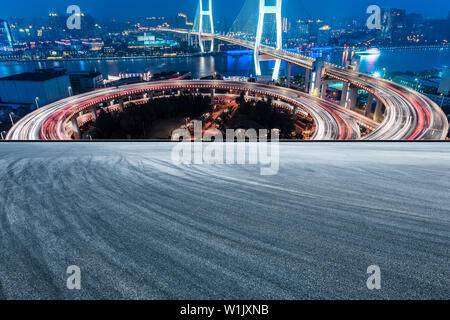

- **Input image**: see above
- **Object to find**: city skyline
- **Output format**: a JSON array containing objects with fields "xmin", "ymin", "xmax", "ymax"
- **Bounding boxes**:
[{"xmin": 1, "ymin": 0, "xmax": 449, "ymax": 20}]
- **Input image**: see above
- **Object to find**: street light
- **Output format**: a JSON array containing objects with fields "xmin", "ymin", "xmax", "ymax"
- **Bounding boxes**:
[
  {"xmin": 9, "ymin": 113, "xmax": 15, "ymax": 126},
  {"xmin": 440, "ymin": 93, "xmax": 445, "ymax": 107},
  {"xmin": 0, "ymin": 131, "xmax": 6, "ymax": 140},
  {"xmin": 68, "ymin": 86, "xmax": 73, "ymax": 96},
  {"xmin": 35, "ymin": 97, "xmax": 40, "ymax": 109}
]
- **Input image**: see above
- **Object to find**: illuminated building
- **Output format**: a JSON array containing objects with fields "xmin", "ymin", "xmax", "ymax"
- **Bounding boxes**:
[
  {"xmin": 380, "ymin": 8, "xmax": 406, "ymax": 41},
  {"xmin": 127, "ymin": 33, "xmax": 178, "ymax": 49},
  {"xmin": 317, "ymin": 25, "xmax": 331, "ymax": 45},
  {"xmin": 0, "ymin": 20, "xmax": 14, "ymax": 54}
]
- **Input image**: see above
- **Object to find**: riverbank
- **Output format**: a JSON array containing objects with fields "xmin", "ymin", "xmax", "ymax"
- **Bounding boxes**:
[
  {"xmin": 1, "ymin": 46, "xmax": 449, "ymax": 80},
  {"xmin": 0, "ymin": 52, "xmax": 224, "ymax": 63}
]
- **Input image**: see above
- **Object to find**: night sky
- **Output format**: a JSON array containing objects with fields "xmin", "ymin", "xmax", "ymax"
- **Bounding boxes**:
[{"xmin": 1, "ymin": 0, "xmax": 449, "ymax": 20}]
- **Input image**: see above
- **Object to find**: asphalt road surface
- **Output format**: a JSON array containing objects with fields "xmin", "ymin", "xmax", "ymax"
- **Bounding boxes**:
[{"xmin": 0, "ymin": 142, "xmax": 449, "ymax": 299}]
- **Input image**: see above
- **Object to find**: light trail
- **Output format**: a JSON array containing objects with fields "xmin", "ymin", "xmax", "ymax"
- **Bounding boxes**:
[
  {"xmin": 152, "ymin": 28, "xmax": 448, "ymax": 140},
  {"xmin": 6, "ymin": 80, "xmax": 361, "ymax": 140}
]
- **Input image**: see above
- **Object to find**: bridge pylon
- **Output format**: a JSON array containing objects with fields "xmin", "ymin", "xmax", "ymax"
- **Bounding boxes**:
[
  {"xmin": 254, "ymin": 0, "xmax": 283, "ymax": 81},
  {"xmin": 197, "ymin": 0, "xmax": 214, "ymax": 53}
]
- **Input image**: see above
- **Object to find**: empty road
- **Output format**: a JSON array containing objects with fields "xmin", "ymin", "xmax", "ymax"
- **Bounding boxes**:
[{"xmin": 0, "ymin": 142, "xmax": 449, "ymax": 299}]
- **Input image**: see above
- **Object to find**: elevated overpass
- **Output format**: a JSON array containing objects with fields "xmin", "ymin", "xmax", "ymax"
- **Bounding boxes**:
[
  {"xmin": 156, "ymin": 28, "xmax": 448, "ymax": 140},
  {"xmin": 6, "ymin": 80, "xmax": 365, "ymax": 140}
]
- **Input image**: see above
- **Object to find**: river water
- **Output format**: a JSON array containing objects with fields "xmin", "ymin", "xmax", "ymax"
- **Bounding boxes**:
[{"xmin": 0, "ymin": 47, "xmax": 449, "ymax": 79}]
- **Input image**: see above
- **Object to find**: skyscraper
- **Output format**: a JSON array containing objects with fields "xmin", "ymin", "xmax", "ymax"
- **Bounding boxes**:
[
  {"xmin": 317, "ymin": 25, "xmax": 331, "ymax": 46},
  {"xmin": 380, "ymin": 8, "xmax": 406, "ymax": 42},
  {"xmin": 293, "ymin": 20, "xmax": 309, "ymax": 41},
  {"xmin": 0, "ymin": 20, "xmax": 14, "ymax": 54}
]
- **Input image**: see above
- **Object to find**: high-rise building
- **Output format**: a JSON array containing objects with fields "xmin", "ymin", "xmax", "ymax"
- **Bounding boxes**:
[
  {"xmin": 422, "ymin": 18, "xmax": 450, "ymax": 43},
  {"xmin": 308, "ymin": 20, "xmax": 323, "ymax": 42},
  {"xmin": 380, "ymin": 8, "xmax": 406, "ymax": 42},
  {"xmin": 47, "ymin": 12, "xmax": 65, "ymax": 39},
  {"xmin": 317, "ymin": 25, "xmax": 331, "ymax": 46},
  {"xmin": 293, "ymin": 20, "xmax": 309, "ymax": 41},
  {"xmin": 282, "ymin": 17, "xmax": 290, "ymax": 34},
  {"xmin": 0, "ymin": 20, "xmax": 14, "ymax": 54},
  {"xmin": 48, "ymin": 12, "xmax": 63, "ymax": 29},
  {"xmin": 292, "ymin": 20, "xmax": 325, "ymax": 42},
  {"xmin": 405, "ymin": 13, "xmax": 423, "ymax": 32}
]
